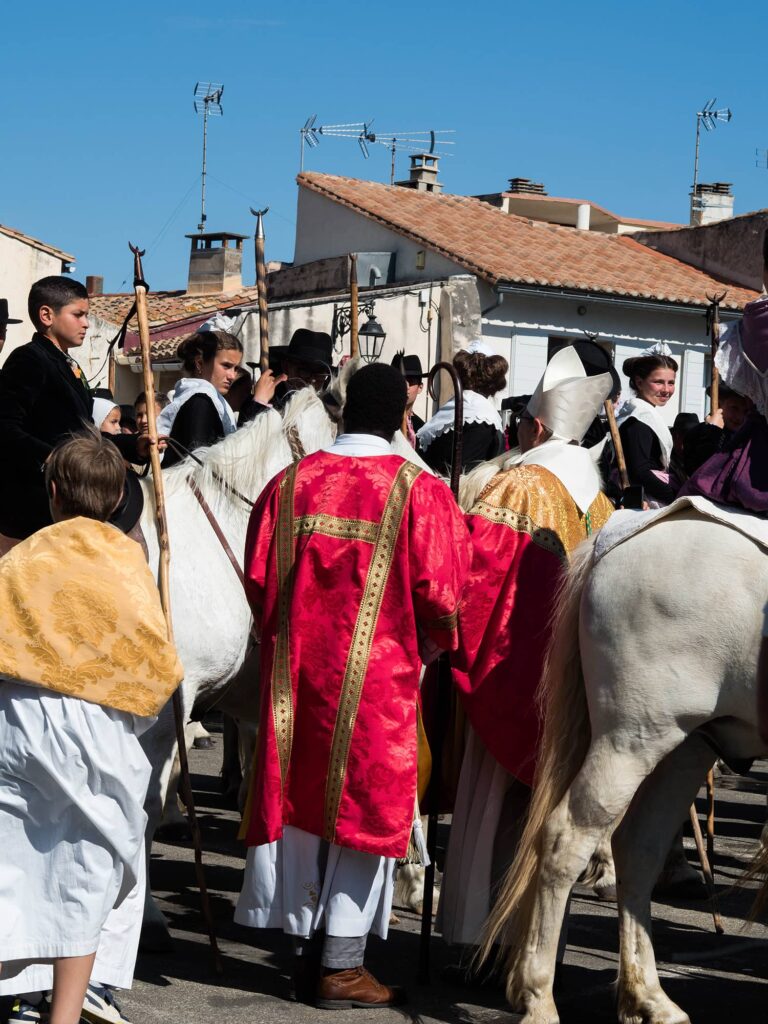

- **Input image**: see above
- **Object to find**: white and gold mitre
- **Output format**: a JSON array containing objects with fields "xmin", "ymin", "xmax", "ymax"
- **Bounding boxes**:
[{"xmin": 527, "ymin": 345, "xmax": 613, "ymax": 443}]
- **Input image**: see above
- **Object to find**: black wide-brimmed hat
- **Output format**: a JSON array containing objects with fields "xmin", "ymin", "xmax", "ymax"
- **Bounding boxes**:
[
  {"xmin": 109, "ymin": 469, "xmax": 145, "ymax": 534},
  {"xmin": 706, "ymin": 381, "xmax": 744, "ymax": 401},
  {"xmin": 391, "ymin": 350, "xmax": 425, "ymax": 379},
  {"xmin": 0, "ymin": 299, "xmax": 22, "ymax": 325},
  {"xmin": 672, "ymin": 412, "xmax": 700, "ymax": 433},
  {"xmin": 270, "ymin": 329, "xmax": 333, "ymax": 372}
]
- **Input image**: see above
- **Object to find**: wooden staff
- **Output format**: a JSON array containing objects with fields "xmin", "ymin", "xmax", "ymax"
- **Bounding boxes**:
[
  {"xmin": 706, "ymin": 766, "xmax": 716, "ymax": 872},
  {"xmin": 128, "ymin": 243, "xmax": 223, "ymax": 974},
  {"xmin": 349, "ymin": 253, "xmax": 359, "ymax": 358},
  {"xmin": 419, "ymin": 361, "xmax": 464, "ymax": 982},
  {"xmin": 604, "ymin": 399, "xmax": 629, "ymax": 491},
  {"xmin": 707, "ymin": 292, "xmax": 727, "ymax": 416},
  {"xmin": 250, "ymin": 206, "xmax": 270, "ymax": 372}
]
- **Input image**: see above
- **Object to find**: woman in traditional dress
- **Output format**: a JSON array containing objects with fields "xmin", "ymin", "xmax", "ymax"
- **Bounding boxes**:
[
  {"xmin": 617, "ymin": 347, "xmax": 679, "ymax": 506},
  {"xmin": 417, "ymin": 340, "xmax": 508, "ymax": 476},
  {"xmin": 157, "ymin": 329, "xmax": 243, "ymax": 468},
  {"xmin": 682, "ymin": 290, "xmax": 768, "ymax": 512}
]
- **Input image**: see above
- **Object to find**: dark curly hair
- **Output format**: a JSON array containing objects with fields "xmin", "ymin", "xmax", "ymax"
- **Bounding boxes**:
[
  {"xmin": 176, "ymin": 330, "xmax": 243, "ymax": 373},
  {"xmin": 453, "ymin": 349, "xmax": 508, "ymax": 398},
  {"xmin": 622, "ymin": 353, "xmax": 678, "ymax": 394}
]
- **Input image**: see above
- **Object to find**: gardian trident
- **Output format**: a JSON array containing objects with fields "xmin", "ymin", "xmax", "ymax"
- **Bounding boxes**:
[
  {"xmin": 250, "ymin": 207, "xmax": 270, "ymax": 371},
  {"xmin": 418, "ymin": 360, "xmax": 464, "ymax": 981},
  {"xmin": 127, "ymin": 243, "xmax": 224, "ymax": 973}
]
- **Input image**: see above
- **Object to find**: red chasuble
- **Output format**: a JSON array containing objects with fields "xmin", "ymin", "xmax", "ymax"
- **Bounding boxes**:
[
  {"xmin": 453, "ymin": 464, "xmax": 613, "ymax": 787},
  {"xmin": 243, "ymin": 450, "xmax": 470, "ymax": 858}
]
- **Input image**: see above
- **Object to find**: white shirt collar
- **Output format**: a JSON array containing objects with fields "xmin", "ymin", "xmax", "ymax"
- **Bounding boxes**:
[
  {"xmin": 324, "ymin": 433, "xmax": 394, "ymax": 457},
  {"xmin": 503, "ymin": 438, "xmax": 603, "ymax": 514}
]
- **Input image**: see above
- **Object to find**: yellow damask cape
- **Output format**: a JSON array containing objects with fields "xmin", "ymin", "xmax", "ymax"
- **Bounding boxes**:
[{"xmin": 0, "ymin": 517, "xmax": 183, "ymax": 715}]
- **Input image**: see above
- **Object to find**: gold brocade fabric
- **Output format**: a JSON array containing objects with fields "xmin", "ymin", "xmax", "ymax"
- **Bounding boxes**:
[
  {"xmin": 473, "ymin": 464, "xmax": 614, "ymax": 558},
  {"xmin": 0, "ymin": 517, "xmax": 183, "ymax": 715}
]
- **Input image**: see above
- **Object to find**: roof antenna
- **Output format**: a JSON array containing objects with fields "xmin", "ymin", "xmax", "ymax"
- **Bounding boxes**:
[
  {"xmin": 193, "ymin": 82, "xmax": 224, "ymax": 233},
  {"xmin": 691, "ymin": 98, "xmax": 731, "ymax": 210}
]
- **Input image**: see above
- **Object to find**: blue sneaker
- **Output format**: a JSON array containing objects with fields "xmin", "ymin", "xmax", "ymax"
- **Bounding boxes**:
[
  {"xmin": 7, "ymin": 996, "xmax": 51, "ymax": 1024},
  {"xmin": 81, "ymin": 985, "xmax": 131, "ymax": 1024}
]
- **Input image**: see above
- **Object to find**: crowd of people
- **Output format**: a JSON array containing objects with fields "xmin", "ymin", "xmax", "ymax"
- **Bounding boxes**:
[{"xmin": 0, "ymin": 267, "xmax": 767, "ymax": 1022}]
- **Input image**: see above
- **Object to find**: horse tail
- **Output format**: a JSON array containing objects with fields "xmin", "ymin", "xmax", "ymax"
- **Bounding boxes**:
[
  {"xmin": 477, "ymin": 534, "xmax": 597, "ymax": 987},
  {"xmin": 744, "ymin": 824, "xmax": 768, "ymax": 920}
]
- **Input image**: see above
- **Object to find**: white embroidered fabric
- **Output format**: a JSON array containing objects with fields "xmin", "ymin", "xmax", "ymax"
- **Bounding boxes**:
[{"xmin": 715, "ymin": 321, "xmax": 768, "ymax": 418}]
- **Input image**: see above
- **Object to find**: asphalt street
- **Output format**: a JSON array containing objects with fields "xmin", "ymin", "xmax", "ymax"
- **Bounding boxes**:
[{"xmin": 42, "ymin": 721, "xmax": 768, "ymax": 1023}]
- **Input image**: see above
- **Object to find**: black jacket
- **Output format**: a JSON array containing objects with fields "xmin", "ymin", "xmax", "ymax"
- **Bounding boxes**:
[
  {"xmin": 0, "ymin": 334, "xmax": 142, "ymax": 538},
  {"xmin": 419, "ymin": 421, "xmax": 505, "ymax": 477},
  {"xmin": 618, "ymin": 417, "xmax": 676, "ymax": 505},
  {"xmin": 162, "ymin": 393, "xmax": 227, "ymax": 469}
]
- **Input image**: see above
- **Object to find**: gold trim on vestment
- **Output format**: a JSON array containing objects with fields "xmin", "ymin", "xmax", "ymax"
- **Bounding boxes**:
[
  {"xmin": 294, "ymin": 514, "xmax": 378, "ymax": 545},
  {"xmin": 472, "ymin": 500, "xmax": 568, "ymax": 561},
  {"xmin": 272, "ymin": 463, "xmax": 299, "ymax": 791},
  {"xmin": 323, "ymin": 461, "xmax": 422, "ymax": 841}
]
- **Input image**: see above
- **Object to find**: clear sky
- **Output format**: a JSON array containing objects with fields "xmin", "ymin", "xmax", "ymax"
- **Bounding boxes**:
[{"xmin": 2, "ymin": 0, "xmax": 766, "ymax": 294}]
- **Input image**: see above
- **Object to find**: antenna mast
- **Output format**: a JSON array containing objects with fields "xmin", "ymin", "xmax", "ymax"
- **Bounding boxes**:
[
  {"xmin": 298, "ymin": 116, "xmax": 455, "ymax": 182},
  {"xmin": 692, "ymin": 98, "xmax": 731, "ymax": 203},
  {"xmin": 194, "ymin": 82, "xmax": 224, "ymax": 233}
]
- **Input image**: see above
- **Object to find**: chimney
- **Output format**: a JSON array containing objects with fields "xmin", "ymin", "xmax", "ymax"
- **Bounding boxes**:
[
  {"xmin": 690, "ymin": 182, "xmax": 734, "ymax": 227},
  {"xmin": 86, "ymin": 275, "xmax": 103, "ymax": 296},
  {"xmin": 507, "ymin": 177, "xmax": 547, "ymax": 195},
  {"xmin": 395, "ymin": 153, "xmax": 442, "ymax": 194},
  {"xmin": 185, "ymin": 231, "xmax": 246, "ymax": 295}
]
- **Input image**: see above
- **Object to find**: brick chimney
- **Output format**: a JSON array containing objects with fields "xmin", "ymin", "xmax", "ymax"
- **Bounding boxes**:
[
  {"xmin": 690, "ymin": 182, "xmax": 734, "ymax": 227},
  {"xmin": 507, "ymin": 177, "xmax": 547, "ymax": 195},
  {"xmin": 185, "ymin": 231, "xmax": 246, "ymax": 295},
  {"xmin": 395, "ymin": 154, "xmax": 442, "ymax": 194},
  {"xmin": 86, "ymin": 275, "xmax": 103, "ymax": 296}
]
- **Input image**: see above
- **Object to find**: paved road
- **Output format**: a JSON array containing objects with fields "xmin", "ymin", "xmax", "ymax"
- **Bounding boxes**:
[{"xmin": 120, "ymin": 727, "xmax": 768, "ymax": 1024}]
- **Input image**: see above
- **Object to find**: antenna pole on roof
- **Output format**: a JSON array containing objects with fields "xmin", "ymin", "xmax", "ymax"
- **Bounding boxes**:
[
  {"xmin": 193, "ymin": 82, "xmax": 224, "ymax": 233},
  {"xmin": 691, "ymin": 98, "xmax": 731, "ymax": 206}
]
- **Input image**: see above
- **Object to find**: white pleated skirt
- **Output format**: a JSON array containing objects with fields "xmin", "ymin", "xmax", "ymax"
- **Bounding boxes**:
[{"xmin": 0, "ymin": 680, "xmax": 152, "ymax": 992}]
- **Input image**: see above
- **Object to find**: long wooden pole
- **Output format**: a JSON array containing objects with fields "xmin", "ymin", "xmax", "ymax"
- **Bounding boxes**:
[
  {"xmin": 250, "ymin": 207, "xmax": 270, "ymax": 372},
  {"xmin": 349, "ymin": 253, "xmax": 359, "ymax": 358},
  {"xmin": 707, "ymin": 292, "xmax": 727, "ymax": 416},
  {"xmin": 604, "ymin": 399, "xmax": 629, "ymax": 491},
  {"xmin": 129, "ymin": 243, "xmax": 223, "ymax": 975},
  {"xmin": 419, "ymin": 362, "xmax": 464, "ymax": 982}
]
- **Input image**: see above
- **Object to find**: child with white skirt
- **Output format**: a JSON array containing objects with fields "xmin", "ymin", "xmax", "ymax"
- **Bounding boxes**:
[{"xmin": 0, "ymin": 432, "xmax": 183, "ymax": 1024}]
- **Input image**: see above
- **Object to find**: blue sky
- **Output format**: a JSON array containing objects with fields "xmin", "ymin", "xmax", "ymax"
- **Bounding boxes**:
[{"xmin": 2, "ymin": 0, "xmax": 766, "ymax": 294}]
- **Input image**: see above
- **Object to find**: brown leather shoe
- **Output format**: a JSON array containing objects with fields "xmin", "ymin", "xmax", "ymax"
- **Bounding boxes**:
[{"xmin": 316, "ymin": 966, "xmax": 406, "ymax": 1009}]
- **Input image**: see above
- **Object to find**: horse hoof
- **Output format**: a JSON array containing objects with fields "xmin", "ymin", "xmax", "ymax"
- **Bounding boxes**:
[
  {"xmin": 593, "ymin": 879, "xmax": 617, "ymax": 902},
  {"xmin": 193, "ymin": 735, "xmax": 215, "ymax": 750}
]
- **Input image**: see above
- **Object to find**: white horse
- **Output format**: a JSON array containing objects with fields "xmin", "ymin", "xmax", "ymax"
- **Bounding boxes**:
[
  {"xmin": 138, "ymin": 388, "xmax": 336, "ymax": 945},
  {"xmin": 481, "ymin": 508, "xmax": 768, "ymax": 1024}
]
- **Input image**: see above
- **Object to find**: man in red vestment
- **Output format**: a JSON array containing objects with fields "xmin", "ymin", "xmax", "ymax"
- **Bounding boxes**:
[
  {"xmin": 235, "ymin": 363, "xmax": 470, "ymax": 1008},
  {"xmin": 439, "ymin": 345, "xmax": 614, "ymax": 958}
]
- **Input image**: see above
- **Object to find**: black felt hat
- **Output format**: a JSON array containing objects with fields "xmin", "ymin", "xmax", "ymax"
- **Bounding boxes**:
[
  {"xmin": 272, "ymin": 328, "xmax": 333, "ymax": 370},
  {"xmin": 0, "ymin": 299, "xmax": 22, "ymax": 325},
  {"xmin": 109, "ymin": 468, "xmax": 145, "ymax": 534},
  {"xmin": 672, "ymin": 412, "xmax": 700, "ymax": 433},
  {"xmin": 391, "ymin": 350, "xmax": 425, "ymax": 379}
]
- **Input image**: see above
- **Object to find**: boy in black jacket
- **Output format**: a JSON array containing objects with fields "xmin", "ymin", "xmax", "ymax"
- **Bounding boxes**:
[{"xmin": 0, "ymin": 277, "xmax": 153, "ymax": 541}]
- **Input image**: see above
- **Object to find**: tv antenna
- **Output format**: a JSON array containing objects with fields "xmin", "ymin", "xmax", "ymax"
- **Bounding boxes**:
[
  {"xmin": 194, "ymin": 81, "xmax": 224, "ymax": 233},
  {"xmin": 299, "ymin": 114, "xmax": 455, "ymax": 183},
  {"xmin": 692, "ymin": 98, "xmax": 731, "ymax": 199}
]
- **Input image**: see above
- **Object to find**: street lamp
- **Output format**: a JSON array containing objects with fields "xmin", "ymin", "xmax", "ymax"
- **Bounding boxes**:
[{"xmin": 358, "ymin": 314, "xmax": 387, "ymax": 363}]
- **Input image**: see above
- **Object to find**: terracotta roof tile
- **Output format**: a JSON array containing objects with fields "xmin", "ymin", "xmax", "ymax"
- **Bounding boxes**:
[
  {"xmin": 89, "ymin": 286, "xmax": 261, "ymax": 330},
  {"xmin": 299, "ymin": 173, "xmax": 758, "ymax": 310}
]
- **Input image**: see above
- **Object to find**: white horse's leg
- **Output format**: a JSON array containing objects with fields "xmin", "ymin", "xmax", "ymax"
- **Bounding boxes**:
[
  {"xmin": 511, "ymin": 739, "xmax": 661, "ymax": 1024},
  {"xmin": 612, "ymin": 733, "xmax": 716, "ymax": 1024}
]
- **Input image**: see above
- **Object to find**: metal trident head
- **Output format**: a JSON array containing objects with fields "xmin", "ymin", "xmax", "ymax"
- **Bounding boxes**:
[
  {"xmin": 128, "ymin": 242, "xmax": 146, "ymax": 284},
  {"xmin": 249, "ymin": 207, "xmax": 269, "ymax": 239}
]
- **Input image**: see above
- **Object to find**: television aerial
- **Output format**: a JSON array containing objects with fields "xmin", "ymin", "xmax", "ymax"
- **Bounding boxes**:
[
  {"xmin": 194, "ymin": 81, "xmax": 224, "ymax": 233},
  {"xmin": 692, "ymin": 98, "xmax": 731, "ymax": 199},
  {"xmin": 299, "ymin": 114, "xmax": 455, "ymax": 183}
]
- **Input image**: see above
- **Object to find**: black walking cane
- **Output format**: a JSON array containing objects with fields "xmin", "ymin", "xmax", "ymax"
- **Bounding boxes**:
[{"xmin": 418, "ymin": 361, "xmax": 464, "ymax": 982}]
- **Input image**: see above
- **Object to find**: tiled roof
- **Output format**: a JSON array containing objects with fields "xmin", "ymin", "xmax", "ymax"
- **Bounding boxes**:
[
  {"xmin": 492, "ymin": 191, "xmax": 682, "ymax": 230},
  {"xmin": 89, "ymin": 286, "xmax": 261, "ymax": 330},
  {"xmin": 299, "ymin": 173, "xmax": 758, "ymax": 310},
  {"xmin": 0, "ymin": 223, "xmax": 74, "ymax": 262}
]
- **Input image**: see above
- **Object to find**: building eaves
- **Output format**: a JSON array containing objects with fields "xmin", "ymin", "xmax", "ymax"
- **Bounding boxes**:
[{"xmin": 0, "ymin": 223, "xmax": 74, "ymax": 262}]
